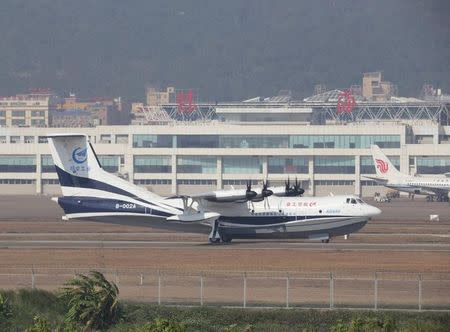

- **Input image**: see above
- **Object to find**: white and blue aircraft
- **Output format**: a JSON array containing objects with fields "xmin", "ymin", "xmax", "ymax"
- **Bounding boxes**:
[{"xmin": 48, "ymin": 134, "xmax": 381, "ymax": 243}]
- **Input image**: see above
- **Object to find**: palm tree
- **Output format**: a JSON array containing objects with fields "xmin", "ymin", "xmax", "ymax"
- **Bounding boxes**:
[{"xmin": 59, "ymin": 271, "xmax": 119, "ymax": 331}]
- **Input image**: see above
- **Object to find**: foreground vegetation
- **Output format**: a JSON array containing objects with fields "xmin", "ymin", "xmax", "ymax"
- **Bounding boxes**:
[{"xmin": 0, "ymin": 272, "xmax": 449, "ymax": 331}]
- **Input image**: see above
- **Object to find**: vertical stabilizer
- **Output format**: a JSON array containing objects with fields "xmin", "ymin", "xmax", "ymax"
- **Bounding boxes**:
[
  {"xmin": 370, "ymin": 145, "xmax": 403, "ymax": 178},
  {"xmin": 47, "ymin": 134, "xmax": 162, "ymax": 202}
]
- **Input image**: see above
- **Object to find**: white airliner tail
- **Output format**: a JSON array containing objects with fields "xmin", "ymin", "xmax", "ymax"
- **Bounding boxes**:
[{"xmin": 370, "ymin": 145, "xmax": 403, "ymax": 179}]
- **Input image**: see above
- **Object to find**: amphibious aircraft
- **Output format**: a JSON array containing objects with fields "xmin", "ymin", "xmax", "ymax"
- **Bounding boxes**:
[
  {"xmin": 366, "ymin": 145, "xmax": 450, "ymax": 202},
  {"xmin": 47, "ymin": 134, "xmax": 381, "ymax": 243}
]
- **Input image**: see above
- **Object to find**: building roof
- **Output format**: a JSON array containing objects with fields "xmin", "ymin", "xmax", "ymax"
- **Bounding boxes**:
[{"xmin": 303, "ymin": 89, "xmax": 363, "ymax": 103}]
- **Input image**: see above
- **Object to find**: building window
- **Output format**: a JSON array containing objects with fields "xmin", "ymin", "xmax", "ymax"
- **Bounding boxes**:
[
  {"xmin": 133, "ymin": 179, "xmax": 172, "ymax": 185},
  {"xmin": 31, "ymin": 111, "xmax": 45, "ymax": 117},
  {"xmin": 10, "ymin": 136, "xmax": 21, "ymax": 143},
  {"xmin": 24, "ymin": 136, "xmax": 35, "ymax": 143},
  {"xmin": 31, "ymin": 119, "xmax": 45, "ymax": 126},
  {"xmin": 177, "ymin": 156, "xmax": 217, "ymax": 174},
  {"xmin": 11, "ymin": 118, "xmax": 26, "ymax": 126},
  {"xmin": 177, "ymin": 179, "xmax": 217, "ymax": 185},
  {"xmin": 134, "ymin": 155, "xmax": 171, "ymax": 173},
  {"xmin": 12, "ymin": 110, "xmax": 25, "ymax": 117},
  {"xmin": 416, "ymin": 156, "xmax": 450, "ymax": 174},
  {"xmin": 133, "ymin": 134, "xmax": 173, "ymax": 148},
  {"xmin": 38, "ymin": 136, "xmax": 48, "ymax": 143},
  {"xmin": 360, "ymin": 156, "xmax": 400, "ymax": 174},
  {"xmin": 41, "ymin": 155, "xmax": 55, "ymax": 173},
  {"xmin": 222, "ymin": 156, "xmax": 262, "ymax": 174},
  {"xmin": 223, "ymin": 180, "xmax": 258, "ymax": 186},
  {"xmin": 0, "ymin": 155, "xmax": 36, "ymax": 172},
  {"xmin": 315, "ymin": 180, "xmax": 355, "ymax": 186},
  {"xmin": 115, "ymin": 134, "xmax": 129, "ymax": 144},
  {"xmin": 0, "ymin": 179, "xmax": 36, "ymax": 185},
  {"xmin": 219, "ymin": 136, "xmax": 289, "ymax": 148},
  {"xmin": 290, "ymin": 135, "xmax": 400, "ymax": 149},
  {"xmin": 42, "ymin": 179, "xmax": 59, "ymax": 185},
  {"xmin": 314, "ymin": 156, "xmax": 355, "ymax": 174},
  {"xmin": 98, "ymin": 155, "xmax": 120, "ymax": 173},
  {"xmin": 177, "ymin": 135, "xmax": 219, "ymax": 148},
  {"xmin": 361, "ymin": 180, "xmax": 378, "ymax": 186},
  {"xmin": 268, "ymin": 157, "xmax": 308, "ymax": 174}
]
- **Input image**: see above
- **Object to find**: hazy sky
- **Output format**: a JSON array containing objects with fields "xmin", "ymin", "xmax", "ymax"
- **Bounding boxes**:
[{"xmin": 0, "ymin": 0, "xmax": 449, "ymax": 101}]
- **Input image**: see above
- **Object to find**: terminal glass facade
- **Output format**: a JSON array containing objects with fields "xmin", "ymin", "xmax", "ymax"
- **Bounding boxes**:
[
  {"xmin": 98, "ymin": 155, "xmax": 120, "ymax": 173},
  {"xmin": 220, "ymin": 136, "xmax": 289, "ymax": 148},
  {"xmin": 416, "ymin": 156, "xmax": 450, "ymax": 174},
  {"xmin": 268, "ymin": 157, "xmax": 308, "ymax": 173},
  {"xmin": 290, "ymin": 135, "xmax": 400, "ymax": 149},
  {"xmin": 0, "ymin": 155, "xmax": 36, "ymax": 172},
  {"xmin": 360, "ymin": 156, "xmax": 400, "ymax": 174},
  {"xmin": 177, "ymin": 135, "xmax": 218, "ymax": 148},
  {"xmin": 314, "ymin": 156, "xmax": 355, "ymax": 174},
  {"xmin": 41, "ymin": 155, "xmax": 55, "ymax": 173},
  {"xmin": 134, "ymin": 155, "xmax": 171, "ymax": 173},
  {"xmin": 132, "ymin": 135, "xmax": 172, "ymax": 148},
  {"xmin": 222, "ymin": 156, "xmax": 262, "ymax": 174},
  {"xmin": 177, "ymin": 156, "xmax": 217, "ymax": 174}
]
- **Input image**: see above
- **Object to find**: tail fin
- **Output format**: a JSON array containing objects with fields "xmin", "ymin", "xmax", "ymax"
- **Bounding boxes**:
[
  {"xmin": 370, "ymin": 145, "xmax": 402, "ymax": 178},
  {"xmin": 47, "ymin": 134, "xmax": 160, "ymax": 200}
]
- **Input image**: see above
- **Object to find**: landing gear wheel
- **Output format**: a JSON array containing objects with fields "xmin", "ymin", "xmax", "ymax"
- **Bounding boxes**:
[
  {"xmin": 321, "ymin": 239, "xmax": 330, "ymax": 243},
  {"xmin": 209, "ymin": 238, "xmax": 221, "ymax": 244},
  {"xmin": 220, "ymin": 234, "xmax": 233, "ymax": 243}
]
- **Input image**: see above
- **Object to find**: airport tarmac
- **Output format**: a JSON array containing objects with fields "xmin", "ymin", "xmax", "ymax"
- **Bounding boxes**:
[{"xmin": 0, "ymin": 195, "xmax": 449, "ymax": 274}]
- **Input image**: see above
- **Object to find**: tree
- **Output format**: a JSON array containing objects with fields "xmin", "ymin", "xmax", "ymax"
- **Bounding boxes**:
[{"xmin": 59, "ymin": 271, "xmax": 120, "ymax": 331}]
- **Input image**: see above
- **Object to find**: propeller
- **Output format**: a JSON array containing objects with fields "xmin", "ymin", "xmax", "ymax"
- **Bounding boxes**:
[
  {"xmin": 285, "ymin": 177, "xmax": 304, "ymax": 196},
  {"xmin": 293, "ymin": 178, "xmax": 305, "ymax": 196},
  {"xmin": 262, "ymin": 180, "xmax": 273, "ymax": 198},
  {"xmin": 262, "ymin": 180, "xmax": 272, "ymax": 209},
  {"xmin": 245, "ymin": 181, "xmax": 257, "ymax": 200}
]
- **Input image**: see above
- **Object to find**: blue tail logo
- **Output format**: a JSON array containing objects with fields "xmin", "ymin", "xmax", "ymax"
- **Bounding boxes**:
[{"xmin": 72, "ymin": 147, "xmax": 87, "ymax": 164}]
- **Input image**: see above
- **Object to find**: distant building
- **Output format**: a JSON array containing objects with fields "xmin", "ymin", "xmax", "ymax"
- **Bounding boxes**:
[
  {"xmin": 146, "ymin": 86, "xmax": 175, "ymax": 106},
  {"xmin": 362, "ymin": 71, "xmax": 397, "ymax": 101},
  {"xmin": 0, "ymin": 89, "xmax": 57, "ymax": 127},
  {"xmin": 51, "ymin": 95, "xmax": 129, "ymax": 127}
]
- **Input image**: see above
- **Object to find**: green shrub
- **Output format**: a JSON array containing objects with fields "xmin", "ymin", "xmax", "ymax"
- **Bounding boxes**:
[{"xmin": 0, "ymin": 293, "xmax": 12, "ymax": 330}]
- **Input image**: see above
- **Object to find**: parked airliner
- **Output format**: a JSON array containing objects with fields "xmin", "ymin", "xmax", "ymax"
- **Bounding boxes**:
[
  {"xmin": 366, "ymin": 145, "xmax": 450, "ymax": 202},
  {"xmin": 47, "ymin": 134, "xmax": 381, "ymax": 243}
]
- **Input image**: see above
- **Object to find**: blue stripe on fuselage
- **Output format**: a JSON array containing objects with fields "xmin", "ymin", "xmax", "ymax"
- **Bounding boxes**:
[{"xmin": 58, "ymin": 196, "xmax": 172, "ymax": 217}]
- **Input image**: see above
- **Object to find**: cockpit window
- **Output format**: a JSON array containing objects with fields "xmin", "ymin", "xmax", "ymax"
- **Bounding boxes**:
[
  {"xmin": 351, "ymin": 198, "xmax": 357, "ymax": 204},
  {"xmin": 346, "ymin": 198, "xmax": 351, "ymax": 204}
]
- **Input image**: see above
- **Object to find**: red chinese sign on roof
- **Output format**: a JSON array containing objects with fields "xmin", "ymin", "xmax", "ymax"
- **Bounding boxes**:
[{"xmin": 337, "ymin": 90, "xmax": 356, "ymax": 113}]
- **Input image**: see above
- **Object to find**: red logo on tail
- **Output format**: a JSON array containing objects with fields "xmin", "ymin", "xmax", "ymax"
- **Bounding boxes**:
[{"xmin": 375, "ymin": 159, "xmax": 389, "ymax": 174}]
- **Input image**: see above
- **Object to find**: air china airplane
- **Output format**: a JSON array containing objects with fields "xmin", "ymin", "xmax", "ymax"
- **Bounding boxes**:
[
  {"xmin": 366, "ymin": 145, "xmax": 450, "ymax": 202},
  {"xmin": 47, "ymin": 134, "xmax": 381, "ymax": 243}
]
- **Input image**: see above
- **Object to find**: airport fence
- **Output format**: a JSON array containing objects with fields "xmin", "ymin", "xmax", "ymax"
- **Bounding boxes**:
[{"xmin": 0, "ymin": 268, "xmax": 449, "ymax": 311}]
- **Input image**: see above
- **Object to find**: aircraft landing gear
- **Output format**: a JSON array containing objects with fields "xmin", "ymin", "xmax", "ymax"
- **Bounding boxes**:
[
  {"xmin": 321, "ymin": 239, "xmax": 330, "ymax": 243},
  {"xmin": 208, "ymin": 220, "xmax": 221, "ymax": 244},
  {"xmin": 220, "ymin": 233, "xmax": 233, "ymax": 243}
]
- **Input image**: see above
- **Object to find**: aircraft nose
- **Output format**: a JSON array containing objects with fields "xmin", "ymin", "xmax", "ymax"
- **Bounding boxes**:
[{"xmin": 369, "ymin": 206, "xmax": 382, "ymax": 216}]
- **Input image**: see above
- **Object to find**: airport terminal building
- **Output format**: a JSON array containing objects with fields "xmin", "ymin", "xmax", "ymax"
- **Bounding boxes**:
[{"xmin": 0, "ymin": 97, "xmax": 449, "ymax": 197}]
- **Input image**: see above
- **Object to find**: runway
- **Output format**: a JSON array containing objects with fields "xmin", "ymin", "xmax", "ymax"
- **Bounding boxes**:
[{"xmin": 1, "ymin": 239, "xmax": 450, "ymax": 252}]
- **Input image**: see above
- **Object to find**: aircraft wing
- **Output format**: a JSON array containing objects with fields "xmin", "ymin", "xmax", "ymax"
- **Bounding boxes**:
[
  {"xmin": 362, "ymin": 175, "xmax": 388, "ymax": 183},
  {"xmin": 415, "ymin": 185, "xmax": 449, "ymax": 197}
]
